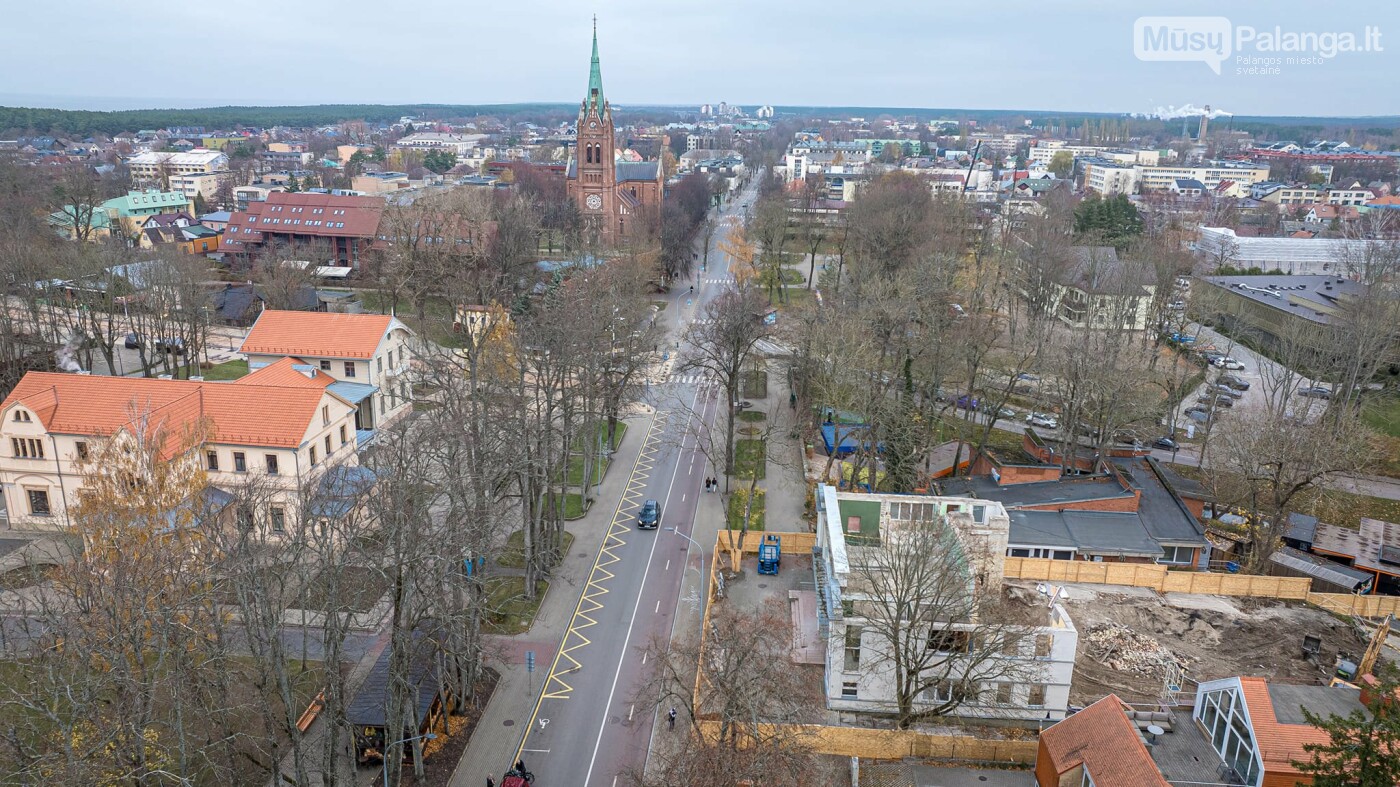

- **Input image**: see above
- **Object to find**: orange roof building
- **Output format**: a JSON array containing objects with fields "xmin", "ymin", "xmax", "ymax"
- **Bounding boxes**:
[
  {"xmin": 1193, "ymin": 676, "xmax": 1366, "ymax": 787},
  {"xmin": 1035, "ymin": 695, "xmax": 1171, "ymax": 787},
  {"xmin": 240, "ymin": 310, "xmax": 415, "ymax": 431},
  {"xmin": 0, "ymin": 360, "xmax": 362, "ymax": 530}
]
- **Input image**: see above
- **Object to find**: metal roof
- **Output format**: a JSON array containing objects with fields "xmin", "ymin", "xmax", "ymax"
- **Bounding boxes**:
[
  {"xmin": 327, "ymin": 380, "xmax": 378, "ymax": 404},
  {"xmin": 1009, "ymin": 510, "xmax": 1164, "ymax": 558},
  {"xmin": 1269, "ymin": 546, "xmax": 1370, "ymax": 590}
]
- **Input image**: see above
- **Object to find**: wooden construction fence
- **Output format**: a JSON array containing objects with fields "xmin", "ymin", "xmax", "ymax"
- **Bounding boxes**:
[
  {"xmin": 695, "ymin": 719, "xmax": 1036, "ymax": 763},
  {"xmin": 1005, "ymin": 557, "xmax": 1399, "ymax": 618}
]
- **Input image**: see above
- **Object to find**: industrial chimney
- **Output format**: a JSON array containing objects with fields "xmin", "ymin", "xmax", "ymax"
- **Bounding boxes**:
[{"xmin": 1198, "ymin": 106, "xmax": 1211, "ymax": 140}]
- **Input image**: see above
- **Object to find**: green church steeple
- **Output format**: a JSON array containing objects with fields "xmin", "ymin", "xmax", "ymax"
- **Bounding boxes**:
[{"xmin": 586, "ymin": 16, "xmax": 605, "ymax": 116}]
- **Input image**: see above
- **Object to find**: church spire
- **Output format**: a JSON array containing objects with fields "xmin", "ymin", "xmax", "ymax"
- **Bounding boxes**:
[{"xmin": 587, "ymin": 16, "xmax": 605, "ymax": 115}]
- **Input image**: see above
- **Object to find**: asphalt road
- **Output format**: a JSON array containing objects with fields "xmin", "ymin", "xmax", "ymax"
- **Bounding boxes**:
[{"xmin": 508, "ymin": 181, "xmax": 755, "ymax": 786}]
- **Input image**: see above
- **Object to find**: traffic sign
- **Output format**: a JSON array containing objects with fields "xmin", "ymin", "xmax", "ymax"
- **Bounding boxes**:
[{"xmin": 526, "ymin": 650, "xmax": 535, "ymax": 673}]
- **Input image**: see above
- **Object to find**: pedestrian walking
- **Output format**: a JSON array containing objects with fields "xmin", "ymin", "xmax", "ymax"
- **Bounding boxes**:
[
  {"xmin": 487, "ymin": 775, "xmax": 495, "ymax": 787},
  {"xmin": 668, "ymin": 707, "xmax": 677, "ymax": 730}
]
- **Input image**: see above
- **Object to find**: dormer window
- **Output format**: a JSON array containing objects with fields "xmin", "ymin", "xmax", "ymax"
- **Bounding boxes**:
[{"xmin": 12, "ymin": 410, "xmax": 29, "ymax": 422}]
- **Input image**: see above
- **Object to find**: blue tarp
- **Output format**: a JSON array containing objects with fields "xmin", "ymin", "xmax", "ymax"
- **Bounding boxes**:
[{"xmin": 821, "ymin": 423, "xmax": 882, "ymax": 456}]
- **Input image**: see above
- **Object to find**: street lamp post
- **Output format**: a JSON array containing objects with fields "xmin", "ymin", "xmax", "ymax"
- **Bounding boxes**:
[
  {"xmin": 665, "ymin": 526, "xmax": 705, "ymax": 644},
  {"xmin": 383, "ymin": 732, "xmax": 437, "ymax": 787}
]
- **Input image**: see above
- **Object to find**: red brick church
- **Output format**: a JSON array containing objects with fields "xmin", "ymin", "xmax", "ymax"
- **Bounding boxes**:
[{"xmin": 566, "ymin": 21, "xmax": 664, "ymax": 246}]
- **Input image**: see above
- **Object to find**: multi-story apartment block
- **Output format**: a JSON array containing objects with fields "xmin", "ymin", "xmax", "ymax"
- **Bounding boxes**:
[
  {"xmin": 0, "ymin": 361, "xmax": 361, "ymax": 532},
  {"xmin": 222, "ymin": 191, "xmax": 385, "ymax": 269},
  {"xmin": 169, "ymin": 170, "xmax": 236, "ymax": 202},
  {"xmin": 1325, "ymin": 184, "xmax": 1376, "ymax": 206},
  {"xmin": 127, "ymin": 149, "xmax": 229, "ymax": 186},
  {"xmin": 1080, "ymin": 158, "xmax": 1139, "ymax": 196},
  {"xmin": 1135, "ymin": 162, "xmax": 1271, "ymax": 192},
  {"xmin": 813, "ymin": 485, "xmax": 1078, "ymax": 724},
  {"xmin": 240, "ymin": 310, "xmax": 415, "ymax": 435}
]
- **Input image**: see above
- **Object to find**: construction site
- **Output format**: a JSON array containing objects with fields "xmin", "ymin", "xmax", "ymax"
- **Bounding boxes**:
[{"xmin": 1042, "ymin": 581, "xmax": 1387, "ymax": 707}]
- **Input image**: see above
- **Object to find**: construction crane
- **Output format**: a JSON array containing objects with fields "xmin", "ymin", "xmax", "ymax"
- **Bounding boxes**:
[
  {"xmin": 963, "ymin": 141, "xmax": 982, "ymax": 194},
  {"xmin": 1359, "ymin": 613, "xmax": 1393, "ymax": 678}
]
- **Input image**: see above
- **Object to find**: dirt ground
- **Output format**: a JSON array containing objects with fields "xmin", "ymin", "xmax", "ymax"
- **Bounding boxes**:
[{"xmin": 1041, "ymin": 583, "xmax": 1373, "ymax": 706}]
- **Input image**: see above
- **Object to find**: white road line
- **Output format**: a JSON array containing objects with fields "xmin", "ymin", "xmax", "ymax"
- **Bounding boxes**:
[
  {"xmin": 583, "ymin": 386, "xmax": 703, "ymax": 787},
  {"xmin": 654, "ymin": 599, "xmax": 660, "ymax": 613},
  {"xmin": 664, "ymin": 559, "xmax": 670, "ymax": 571},
  {"xmin": 642, "ymin": 381, "xmax": 722, "ymax": 777},
  {"xmin": 628, "ymin": 705, "xmax": 634, "ymax": 722},
  {"xmin": 523, "ymin": 748, "xmax": 552, "ymax": 753}
]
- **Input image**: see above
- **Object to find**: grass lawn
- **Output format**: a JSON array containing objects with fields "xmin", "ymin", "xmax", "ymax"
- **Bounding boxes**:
[
  {"xmin": 566, "ymin": 454, "xmax": 610, "ymax": 486},
  {"xmin": 0, "ymin": 564, "xmax": 58, "ymax": 591},
  {"xmin": 737, "ymin": 410, "xmax": 767, "ymax": 423},
  {"xmin": 778, "ymin": 288, "xmax": 814, "ymax": 309},
  {"xmin": 299, "ymin": 565, "xmax": 389, "ymax": 615},
  {"xmin": 549, "ymin": 492, "xmax": 588, "ymax": 520},
  {"xmin": 734, "ymin": 439, "xmax": 767, "ymax": 480},
  {"xmin": 202, "ymin": 358, "xmax": 249, "ymax": 380},
  {"xmin": 650, "ymin": 300, "xmax": 669, "ymax": 312},
  {"xmin": 483, "ymin": 576, "xmax": 549, "ymax": 635},
  {"xmin": 726, "ymin": 488, "xmax": 766, "ymax": 532},
  {"xmin": 571, "ymin": 421, "xmax": 629, "ymax": 453},
  {"xmin": 174, "ymin": 358, "xmax": 248, "ymax": 380},
  {"xmin": 740, "ymin": 370, "xmax": 768, "ymax": 399},
  {"xmin": 1361, "ymin": 396, "xmax": 1400, "ymax": 478},
  {"xmin": 496, "ymin": 529, "xmax": 576, "ymax": 570},
  {"xmin": 1171, "ymin": 463, "xmax": 1400, "ymax": 529}
]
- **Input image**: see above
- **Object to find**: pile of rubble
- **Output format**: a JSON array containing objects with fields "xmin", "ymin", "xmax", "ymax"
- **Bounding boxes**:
[{"xmin": 1084, "ymin": 623, "xmax": 1189, "ymax": 675}]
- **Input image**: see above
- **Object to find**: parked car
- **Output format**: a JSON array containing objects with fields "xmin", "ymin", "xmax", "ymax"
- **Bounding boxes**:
[
  {"xmin": 1167, "ymin": 300, "xmax": 1186, "ymax": 311},
  {"xmin": 1298, "ymin": 386, "xmax": 1332, "ymax": 399},
  {"xmin": 1209, "ymin": 384, "xmax": 1244, "ymax": 400},
  {"xmin": 1218, "ymin": 375, "xmax": 1251, "ymax": 391},
  {"xmin": 1184, "ymin": 407, "xmax": 1214, "ymax": 424},
  {"xmin": 955, "ymin": 395, "xmax": 980, "ymax": 411},
  {"xmin": 1026, "ymin": 412, "xmax": 1058, "ymax": 429},
  {"xmin": 1212, "ymin": 356, "xmax": 1246, "ymax": 370},
  {"xmin": 124, "ymin": 332, "xmax": 144, "ymax": 350},
  {"xmin": 1151, "ymin": 436, "xmax": 1179, "ymax": 451},
  {"xmin": 1201, "ymin": 351, "xmax": 1225, "ymax": 364},
  {"xmin": 155, "ymin": 337, "xmax": 186, "ymax": 355},
  {"xmin": 985, "ymin": 405, "xmax": 1017, "ymax": 419},
  {"xmin": 1015, "ymin": 373, "xmax": 1039, "ymax": 382},
  {"xmin": 637, "ymin": 499, "xmax": 661, "ymax": 530},
  {"xmin": 1198, "ymin": 395, "xmax": 1235, "ymax": 409}
]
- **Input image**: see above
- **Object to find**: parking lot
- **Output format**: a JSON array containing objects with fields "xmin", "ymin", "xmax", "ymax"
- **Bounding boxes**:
[{"xmin": 1169, "ymin": 322, "xmax": 1329, "ymax": 434}]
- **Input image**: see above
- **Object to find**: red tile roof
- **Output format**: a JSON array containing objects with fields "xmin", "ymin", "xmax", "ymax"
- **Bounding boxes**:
[
  {"xmin": 239, "ymin": 357, "xmax": 334, "ymax": 389},
  {"xmin": 0, "ymin": 371, "xmax": 340, "ymax": 448},
  {"xmin": 1039, "ymin": 695, "xmax": 1170, "ymax": 787},
  {"xmin": 241, "ymin": 310, "xmax": 399, "ymax": 360},
  {"xmin": 1239, "ymin": 677, "xmax": 1334, "ymax": 775},
  {"xmin": 223, "ymin": 191, "xmax": 384, "ymax": 248}
]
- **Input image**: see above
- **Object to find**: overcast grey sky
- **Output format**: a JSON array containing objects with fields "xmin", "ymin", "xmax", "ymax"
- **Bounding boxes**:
[{"xmin": 2, "ymin": 0, "xmax": 1397, "ymax": 116}]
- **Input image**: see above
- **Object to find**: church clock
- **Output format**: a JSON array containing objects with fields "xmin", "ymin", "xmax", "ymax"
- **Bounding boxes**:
[{"xmin": 586, "ymin": 193, "xmax": 603, "ymax": 211}]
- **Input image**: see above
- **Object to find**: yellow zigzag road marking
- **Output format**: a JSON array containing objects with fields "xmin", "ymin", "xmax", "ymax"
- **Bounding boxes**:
[{"xmin": 534, "ymin": 412, "xmax": 668, "ymax": 702}]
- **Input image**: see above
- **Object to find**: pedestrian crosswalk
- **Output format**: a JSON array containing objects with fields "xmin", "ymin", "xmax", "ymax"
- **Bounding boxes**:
[
  {"xmin": 670, "ymin": 373, "xmax": 717, "ymax": 386},
  {"xmin": 701, "ymin": 278, "xmax": 729, "ymax": 285}
]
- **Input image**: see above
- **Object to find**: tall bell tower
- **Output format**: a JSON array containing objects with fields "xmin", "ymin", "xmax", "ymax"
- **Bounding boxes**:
[{"xmin": 572, "ymin": 17, "xmax": 617, "ymax": 243}]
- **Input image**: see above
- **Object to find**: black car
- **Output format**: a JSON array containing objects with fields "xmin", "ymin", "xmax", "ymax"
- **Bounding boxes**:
[
  {"xmin": 1298, "ymin": 386, "xmax": 1332, "ymax": 399},
  {"xmin": 1151, "ymin": 436, "xmax": 1178, "ymax": 451},
  {"xmin": 637, "ymin": 499, "xmax": 660, "ymax": 530},
  {"xmin": 1198, "ymin": 395, "xmax": 1235, "ymax": 409},
  {"xmin": 124, "ymin": 332, "xmax": 144, "ymax": 350},
  {"xmin": 155, "ymin": 337, "xmax": 186, "ymax": 355},
  {"xmin": 1218, "ymin": 375, "xmax": 1250, "ymax": 391}
]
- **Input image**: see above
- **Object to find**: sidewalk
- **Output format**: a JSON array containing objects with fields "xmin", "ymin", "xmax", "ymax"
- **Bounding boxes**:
[{"xmin": 447, "ymin": 406, "xmax": 658, "ymax": 786}]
